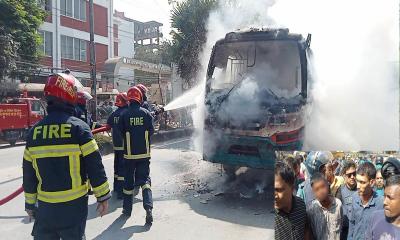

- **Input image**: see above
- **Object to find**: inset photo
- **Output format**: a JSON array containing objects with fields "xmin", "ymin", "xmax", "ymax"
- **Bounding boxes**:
[{"xmin": 274, "ymin": 151, "xmax": 400, "ymax": 240}]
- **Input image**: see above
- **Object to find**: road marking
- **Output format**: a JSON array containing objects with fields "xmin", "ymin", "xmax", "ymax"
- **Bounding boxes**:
[{"xmin": 153, "ymin": 138, "xmax": 191, "ymax": 149}]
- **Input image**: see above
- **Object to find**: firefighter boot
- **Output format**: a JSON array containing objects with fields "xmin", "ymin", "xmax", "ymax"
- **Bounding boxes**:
[{"xmin": 145, "ymin": 208, "xmax": 153, "ymax": 224}]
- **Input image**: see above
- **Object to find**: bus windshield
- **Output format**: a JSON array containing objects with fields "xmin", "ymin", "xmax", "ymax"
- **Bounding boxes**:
[{"xmin": 209, "ymin": 40, "xmax": 302, "ymax": 99}]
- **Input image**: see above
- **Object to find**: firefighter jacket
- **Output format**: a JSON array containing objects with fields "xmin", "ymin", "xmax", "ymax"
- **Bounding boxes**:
[
  {"xmin": 23, "ymin": 104, "xmax": 111, "ymax": 210},
  {"xmin": 106, "ymin": 106, "xmax": 128, "ymax": 151},
  {"xmin": 117, "ymin": 102, "xmax": 154, "ymax": 160},
  {"xmin": 142, "ymin": 101, "xmax": 150, "ymax": 111}
]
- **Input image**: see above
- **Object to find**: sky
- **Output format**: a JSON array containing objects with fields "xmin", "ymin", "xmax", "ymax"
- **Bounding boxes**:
[{"xmin": 113, "ymin": 0, "xmax": 173, "ymax": 39}]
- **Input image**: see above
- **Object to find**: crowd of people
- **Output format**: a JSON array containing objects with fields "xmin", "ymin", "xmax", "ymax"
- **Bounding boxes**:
[{"xmin": 275, "ymin": 151, "xmax": 400, "ymax": 240}]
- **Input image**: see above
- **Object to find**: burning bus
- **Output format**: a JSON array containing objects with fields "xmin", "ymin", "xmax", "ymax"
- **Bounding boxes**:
[{"xmin": 203, "ymin": 28, "xmax": 312, "ymax": 171}]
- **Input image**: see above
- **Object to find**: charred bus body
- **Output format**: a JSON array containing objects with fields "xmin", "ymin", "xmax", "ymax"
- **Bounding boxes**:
[{"xmin": 203, "ymin": 28, "xmax": 312, "ymax": 170}]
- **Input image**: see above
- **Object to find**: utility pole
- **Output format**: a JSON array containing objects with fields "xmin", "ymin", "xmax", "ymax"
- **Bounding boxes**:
[{"xmin": 89, "ymin": 0, "xmax": 97, "ymax": 120}]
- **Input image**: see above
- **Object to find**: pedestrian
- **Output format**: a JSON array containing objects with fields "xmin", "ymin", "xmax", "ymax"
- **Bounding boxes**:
[
  {"xmin": 336, "ymin": 160, "xmax": 358, "ymax": 240},
  {"xmin": 297, "ymin": 151, "xmax": 333, "ymax": 208},
  {"xmin": 375, "ymin": 169, "xmax": 384, "ymax": 197},
  {"xmin": 118, "ymin": 86, "xmax": 154, "ymax": 224},
  {"xmin": 283, "ymin": 155, "xmax": 304, "ymax": 193},
  {"xmin": 366, "ymin": 174, "xmax": 400, "ymax": 240},
  {"xmin": 307, "ymin": 173, "xmax": 343, "ymax": 240},
  {"xmin": 23, "ymin": 73, "xmax": 110, "ymax": 239},
  {"xmin": 295, "ymin": 155, "xmax": 306, "ymax": 182},
  {"xmin": 375, "ymin": 156, "xmax": 384, "ymax": 170},
  {"xmin": 348, "ymin": 161, "xmax": 384, "ymax": 240},
  {"xmin": 106, "ymin": 92, "xmax": 129, "ymax": 199},
  {"xmin": 137, "ymin": 84, "xmax": 164, "ymax": 116},
  {"xmin": 324, "ymin": 162, "xmax": 344, "ymax": 197},
  {"xmin": 274, "ymin": 161, "xmax": 311, "ymax": 240}
]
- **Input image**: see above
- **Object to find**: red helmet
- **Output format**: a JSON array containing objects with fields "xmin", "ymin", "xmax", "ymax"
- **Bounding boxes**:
[
  {"xmin": 77, "ymin": 91, "xmax": 93, "ymax": 105},
  {"xmin": 136, "ymin": 84, "xmax": 148, "ymax": 95},
  {"xmin": 127, "ymin": 86, "xmax": 143, "ymax": 103},
  {"xmin": 115, "ymin": 92, "xmax": 128, "ymax": 107},
  {"xmin": 44, "ymin": 73, "xmax": 83, "ymax": 105}
]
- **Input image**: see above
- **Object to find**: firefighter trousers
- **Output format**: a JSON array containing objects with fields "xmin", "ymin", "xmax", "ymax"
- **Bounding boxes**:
[
  {"xmin": 32, "ymin": 197, "xmax": 88, "ymax": 240},
  {"xmin": 113, "ymin": 150, "xmax": 125, "ymax": 195},
  {"xmin": 122, "ymin": 159, "xmax": 153, "ymax": 214}
]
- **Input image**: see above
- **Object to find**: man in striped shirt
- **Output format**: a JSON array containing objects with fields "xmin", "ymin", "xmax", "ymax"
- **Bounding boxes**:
[{"xmin": 275, "ymin": 161, "xmax": 311, "ymax": 240}]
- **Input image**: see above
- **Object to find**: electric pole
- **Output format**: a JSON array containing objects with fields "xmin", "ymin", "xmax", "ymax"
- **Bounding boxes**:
[{"xmin": 89, "ymin": 0, "xmax": 97, "ymax": 120}]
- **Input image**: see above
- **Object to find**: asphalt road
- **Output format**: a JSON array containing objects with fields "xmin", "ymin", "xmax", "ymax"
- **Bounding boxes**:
[{"xmin": 0, "ymin": 138, "xmax": 274, "ymax": 239}]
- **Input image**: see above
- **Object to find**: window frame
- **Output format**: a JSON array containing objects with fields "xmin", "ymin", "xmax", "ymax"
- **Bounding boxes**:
[
  {"xmin": 61, "ymin": 35, "xmax": 87, "ymax": 62},
  {"xmin": 38, "ymin": 30, "xmax": 53, "ymax": 57},
  {"xmin": 60, "ymin": 0, "xmax": 86, "ymax": 21}
]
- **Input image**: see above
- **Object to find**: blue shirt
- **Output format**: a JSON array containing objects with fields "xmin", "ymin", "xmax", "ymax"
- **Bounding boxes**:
[
  {"xmin": 348, "ymin": 191, "xmax": 384, "ymax": 240},
  {"xmin": 375, "ymin": 187, "xmax": 384, "ymax": 197},
  {"xmin": 366, "ymin": 210, "xmax": 400, "ymax": 240}
]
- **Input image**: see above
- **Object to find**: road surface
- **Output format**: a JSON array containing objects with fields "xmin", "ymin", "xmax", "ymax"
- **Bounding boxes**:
[{"xmin": 0, "ymin": 138, "xmax": 274, "ymax": 239}]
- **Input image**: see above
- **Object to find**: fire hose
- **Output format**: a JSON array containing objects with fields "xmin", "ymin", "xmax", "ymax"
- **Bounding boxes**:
[{"xmin": 0, "ymin": 126, "xmax": 110, "ymax": 206}]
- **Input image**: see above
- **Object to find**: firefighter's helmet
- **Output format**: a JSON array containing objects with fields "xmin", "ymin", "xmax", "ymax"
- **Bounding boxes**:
[
  {"xmin": 127, "ymin": 86, "xmax": 143, "ymax": 104},
  {"xmin": 381, "ymin": 157, "xmax": 400, "ymax": 180},
  {"xmin": 77, "ymin": 91, "xmax": 93, "ymax": 106},
  {"xmin": 136, "ymin": 84, "xmax": 148, "ymax": 95},
  {"xmin": 44, "ymin": 73, "xmax": 83, "ymax": 105},
  {"xmin": 115, "ymin": 92, "xmax": 128, "ymax": 107},
  {"xmin": 304, "ymin": 151, "xmax": 334, "ymax": 177}
]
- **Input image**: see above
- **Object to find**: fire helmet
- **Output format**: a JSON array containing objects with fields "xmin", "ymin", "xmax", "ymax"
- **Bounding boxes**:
[
  {"xmin": 77, "ymin": 91, "xmax": 93, "ymax": 106},
  {"xmin": 115, "ymin": 92, "xmax": 128, "ymax": 107},
  {"xmin": 381, "ymin": 157, "xmax": 400, "ymax": 180},
  {"xmin": 44, "ymin": 73, "xmax": 83, "ymax": 105},
  {"xmin": 127, "ymin": 86, "xmax": 143, "ymax": 104},
  {"xmin": 136, "ymin": 84, "xmax": 148, "ymax": 95},
  {"xmin": 304, "ymin": 151, "xmax": 334, "ymax": 177}
]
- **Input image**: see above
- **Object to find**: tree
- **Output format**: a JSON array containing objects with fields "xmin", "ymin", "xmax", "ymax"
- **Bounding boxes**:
[
  {"xmin": 170, "ymin": 0, "xmax": 217, "ymax": 86},
  {"xmin": 0, "ymin": 0, "xmax": 46, "ymax": 80}
]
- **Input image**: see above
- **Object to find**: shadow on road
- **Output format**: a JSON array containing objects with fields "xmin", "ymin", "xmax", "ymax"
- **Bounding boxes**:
[
  {"xmin": 92, "ymin": 215, "xmax": 151, "ymax": 240},
  {"xmin": 0, "ymin": 176, "xmax": 22, "ymax": 185},
  {"xmin": 0, "ymin": 215, "xmax": 26, "ymax": 220},
  {"xmin": 0, "ymin": 143, "xmax": 25, "ymax": 150},
  {"xmin": 87, "ymin": 195, "xmax": 122, "ymax": 220}
]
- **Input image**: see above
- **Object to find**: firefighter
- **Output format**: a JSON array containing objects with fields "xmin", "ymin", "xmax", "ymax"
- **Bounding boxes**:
[
  {"xmin": 118, "ymin": 86, "xmax": 154, "ymax": 224},
  {"xmin": 23, "ymin": 73, "xmax": 111, "ymax": 239},
  {"xmin": 136, "ymin": 84, "xmax": 164, "ymax": 115},
  {"xmin": 136, "ymin": 84, "xmax": 151, "ymax": 110},
  {"xmin": 106, "ymin": 92, "xmax": 129, "ymax": 199}
]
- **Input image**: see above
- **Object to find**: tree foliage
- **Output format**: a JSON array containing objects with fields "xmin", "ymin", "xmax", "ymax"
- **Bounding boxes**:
[
  {"xmin": 169, "ymin": 0, "xmax": 217, "ymax": 86},
  {"xmin": 0, "ymin": 0, "xmax": 46, "ymax": 80}
]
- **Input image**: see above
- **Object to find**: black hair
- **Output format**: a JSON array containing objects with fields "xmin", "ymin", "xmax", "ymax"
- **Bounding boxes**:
[
  {"xmin": 310, "ymin": 172, "xmax": 328, "ymax": 187},
  {"xmin": 295, "ymin": 155, "xmax": 304, "ymax": 163},
  {"xmin": 275, "ymin": 161, "xmax": 295, "ymax": 186},
  {"xmin": 385, "ymin": 175, "xmax": 400, "ymax": 187},
  {"xmin": 341, "ymin": 160, "xmax": 357, "ymax": 175},
  {"xmin": 283, "ymin": 156, "xmax": 299, "ymax": 172},
  {"xmin": 356, "ymin": 161, "xmax": 377, "ymax": 180}
]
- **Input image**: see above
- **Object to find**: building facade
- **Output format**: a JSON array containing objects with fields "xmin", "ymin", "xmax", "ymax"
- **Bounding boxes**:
[{"xmin": 38, "ymin": 0, "xmax": 115, "ymax": 86}]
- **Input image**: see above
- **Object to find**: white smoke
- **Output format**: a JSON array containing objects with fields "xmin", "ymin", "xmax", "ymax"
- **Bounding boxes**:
[
  {"xmin": 193, "ymin": 0, "xmax": 279, "ymax": 154},
  {"xmin": 269, "ymin": 0, "xmax": 399, "ymax": 150}
]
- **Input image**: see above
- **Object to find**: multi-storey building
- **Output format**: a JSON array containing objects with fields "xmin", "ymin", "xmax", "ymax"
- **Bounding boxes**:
[{"xmin": 38, "ymin": 0, "xmax": 114, "ymax": 86}]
